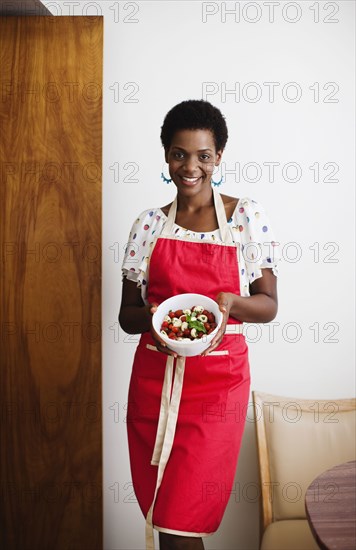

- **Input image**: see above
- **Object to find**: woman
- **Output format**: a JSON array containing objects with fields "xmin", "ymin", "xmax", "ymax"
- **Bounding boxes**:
[{"xmin": 119, "ymin": 100, "xmax": 280, "ymax": 550}]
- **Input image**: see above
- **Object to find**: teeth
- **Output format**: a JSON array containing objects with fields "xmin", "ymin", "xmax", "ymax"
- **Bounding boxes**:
[{"xmin": 182, "ymin": 177, "xmax": 199, "ymax": 182}]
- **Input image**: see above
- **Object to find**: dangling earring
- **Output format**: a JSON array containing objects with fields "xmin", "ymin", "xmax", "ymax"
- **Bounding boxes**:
[
  {"xmin": 211, "ymin": 163, "xmax": 223, "ymax": 187},
  {"xmin": 161, "ymin": 162, "xmax": 172, "ymax": 184}
]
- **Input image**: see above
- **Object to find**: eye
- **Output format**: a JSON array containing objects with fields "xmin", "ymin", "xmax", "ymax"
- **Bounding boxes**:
[
  {"xmin": 173, "ymin": 152, "xmax": 184, "ymax": 159},
  {"xmin": 200, "ymin": 154, "xmax": 211, "ymax": 161}
]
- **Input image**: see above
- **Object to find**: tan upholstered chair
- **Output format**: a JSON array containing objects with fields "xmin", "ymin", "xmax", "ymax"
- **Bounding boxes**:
[{"xmin": 252, "ymin": 391, "xmax": 356, "ymax": 550}]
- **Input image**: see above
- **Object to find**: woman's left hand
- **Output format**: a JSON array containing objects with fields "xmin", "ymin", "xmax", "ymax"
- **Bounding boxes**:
[{"xmin": 201, "ymin": 292, "xmax": 233, "ymax": 356}]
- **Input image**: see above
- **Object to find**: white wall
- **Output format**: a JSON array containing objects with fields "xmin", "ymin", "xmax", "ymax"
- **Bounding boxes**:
[{"xmin": 44, "ymin": 2, "xmax": 356, "ymax": 549}]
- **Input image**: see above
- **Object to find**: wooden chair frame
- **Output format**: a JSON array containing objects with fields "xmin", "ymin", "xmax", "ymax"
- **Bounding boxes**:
[{"xmin": 252, "ymin": 390, "xmax": 356, "ymax": 546}]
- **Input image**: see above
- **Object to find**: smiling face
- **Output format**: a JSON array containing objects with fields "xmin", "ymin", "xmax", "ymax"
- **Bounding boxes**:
[{"xmin": 165, "ymin": 129, "xmax": 223, "ymax": 194}]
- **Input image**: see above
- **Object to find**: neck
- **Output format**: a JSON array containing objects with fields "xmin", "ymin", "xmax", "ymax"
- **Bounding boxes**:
[{"xmin": 176, "ymin": 186, "xmax": 215, "ymax": 213}]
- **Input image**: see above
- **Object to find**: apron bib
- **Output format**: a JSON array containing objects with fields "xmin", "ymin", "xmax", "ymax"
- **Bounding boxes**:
[{"xmin": 126, "ymin": 189, "xmax": 251, "ymax": 549}]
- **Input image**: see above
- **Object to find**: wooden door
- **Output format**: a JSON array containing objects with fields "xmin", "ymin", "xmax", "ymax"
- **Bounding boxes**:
[{"xmin": 0, "ymin": 17, "xmax": 103, "ymax": 550}]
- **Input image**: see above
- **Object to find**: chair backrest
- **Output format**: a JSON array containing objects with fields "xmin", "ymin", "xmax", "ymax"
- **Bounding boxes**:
[{"xmin": 252, "ymin": 391, "xmax": 356, "ymax": 531}]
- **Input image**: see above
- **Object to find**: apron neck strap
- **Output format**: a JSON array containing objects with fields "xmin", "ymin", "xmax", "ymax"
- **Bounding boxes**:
[{"xmin": 161, "ymin": 187, "xmax": 232, "ymax": 243}]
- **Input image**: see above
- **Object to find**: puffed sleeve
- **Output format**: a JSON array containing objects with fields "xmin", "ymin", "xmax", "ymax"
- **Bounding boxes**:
[
  {"xmin": 121, "ymin": 208, "xmax": 165, "ymax": 289},
  {"xmin": 237, "ymin": 198, "xmax": 281, "ymax": 286}
]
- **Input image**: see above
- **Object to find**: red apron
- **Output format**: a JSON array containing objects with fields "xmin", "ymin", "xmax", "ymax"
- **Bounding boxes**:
[{"xmin": 126, "ymin": 189, "xmax": 251, "ymax": 549}]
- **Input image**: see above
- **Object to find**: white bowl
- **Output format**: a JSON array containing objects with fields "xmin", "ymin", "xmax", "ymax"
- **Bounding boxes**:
[{"xmin": 152, "ymin": 293, "xmax": 223, "ymax": 357}]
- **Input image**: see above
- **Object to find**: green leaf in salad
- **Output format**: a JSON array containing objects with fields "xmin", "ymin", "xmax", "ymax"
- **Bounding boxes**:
[{"xmin": 188, "ymin": 319, "xmax": 207, "ymax": 333}]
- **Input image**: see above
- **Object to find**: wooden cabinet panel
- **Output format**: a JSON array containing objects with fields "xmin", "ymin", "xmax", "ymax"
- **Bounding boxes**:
[{"xmin": 0, "ymin": 17, "xmax": 103, "ymax": 550}]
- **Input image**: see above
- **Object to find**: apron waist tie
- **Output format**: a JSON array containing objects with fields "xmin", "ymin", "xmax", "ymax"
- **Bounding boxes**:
[
  {"xmin": 146, "ymin": 354, "xmax": 186, "ymax": 549},
  {"xmin": 145, "ymin": 324, "xmax": 244, "ymax": 549}
]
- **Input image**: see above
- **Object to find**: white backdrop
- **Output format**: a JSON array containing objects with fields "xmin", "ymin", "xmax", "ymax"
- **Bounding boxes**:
[{"xmin": 43, "ymin": 2, "xmax": 355, "ymax": 549}]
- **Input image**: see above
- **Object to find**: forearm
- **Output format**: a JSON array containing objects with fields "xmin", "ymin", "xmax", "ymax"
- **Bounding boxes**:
[
  {"xmin": 229, "ymin": 293, "xmax": 278, "ymax": 323},
  {"xmin": 118, "ymin": 304, "xmax": 152, "ymax": 334}
]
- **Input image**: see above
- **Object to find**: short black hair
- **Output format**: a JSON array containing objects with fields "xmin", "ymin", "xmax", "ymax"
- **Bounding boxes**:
[{"xmin": 160, "ymin": 100, "xmax": 228, "ymax": 153}]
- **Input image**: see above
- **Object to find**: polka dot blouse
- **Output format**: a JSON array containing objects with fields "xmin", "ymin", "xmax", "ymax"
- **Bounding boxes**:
[{"xmin": 121, "ymin": 197, "xmax": 281, "ymax": 305}]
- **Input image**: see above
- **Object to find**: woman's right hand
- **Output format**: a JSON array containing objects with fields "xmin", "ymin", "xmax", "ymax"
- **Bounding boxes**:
[{"xmin": 147, "ymin": 302, "xmax": 179, "ymax": 358}]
